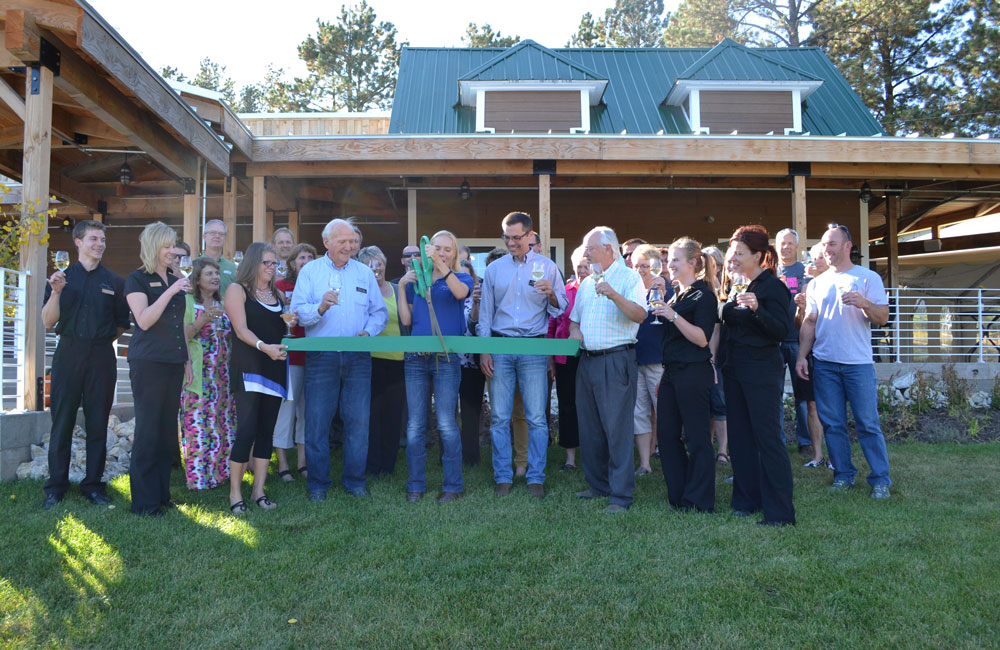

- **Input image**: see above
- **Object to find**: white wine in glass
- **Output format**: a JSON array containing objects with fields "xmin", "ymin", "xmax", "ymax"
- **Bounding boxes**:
[
  {"xmin": 276, "ymin": 260, "xmax": 288, "ymax": 277},
  {"xmin": 531, "ymin": 261, "xmax": 545, "ymax": 283},
  {"xmin": 179, "ymin": 255, "xmax": 192, "ymax": 277},
  {"xmin": 329, "ymin": 272, "xmax": 342, "ymax": 300},
  {"xmin": 54, "ymin": 251, "xmax": 70, "ymax": 272},
  {"xmin": 589, "ymin": 263, "xmax": 604, "ymax": 298},
  {"xmin": 648, "ymin": 287, "xmax": 664, "ymax": 325},
  {"xmin": 732, "ymin": 274, "xmax": 749, "ymax": 309},
  {"xmin": 649, "ymin": 259, "xmax": 663, "ymax": 276},
  {"xmin": 233, "ymin": 250, "xmax": 244, "ymax": 266},
  {"xmin": 281, "ymin": 305, "xmax": 296, "ymax": 337}
]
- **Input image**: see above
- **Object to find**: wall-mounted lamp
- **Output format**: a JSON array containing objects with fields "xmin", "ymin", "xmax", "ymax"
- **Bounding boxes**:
[
  {"xmin": 705, "ymin": 215, "xmax": 715, "ymax": 224},
  {"xmin": 120, "ymin": 154, "xmax": 132, "ymax": 186},
  {"xmin": 458, "ymin": 179, "xmax": 471, "ymax": 201},
  {"xmin": 858, "ymin": 181, "xmax": 873, "ymax": 203}
]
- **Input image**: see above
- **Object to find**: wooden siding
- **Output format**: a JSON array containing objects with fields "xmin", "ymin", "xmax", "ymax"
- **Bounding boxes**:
[
  {"xmin": 241, "ymin": 116, "xmax": 391, "ymax": 136},
  {"xmin": 484, "ymin": 91, "xmax": 582, "ymax": 133},
  {"xmin": 700, "ymin": 90, "xmax": 794, "ymax": 135}
]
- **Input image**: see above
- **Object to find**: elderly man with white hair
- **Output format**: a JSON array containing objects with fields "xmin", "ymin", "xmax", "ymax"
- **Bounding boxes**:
[
  {"xmin": 291, "ymin": 218, "xmax": 388, "ymax": 500},
  {"xmin": 569, "ymin": 226, "xmax": 647, "ymax": 513}
]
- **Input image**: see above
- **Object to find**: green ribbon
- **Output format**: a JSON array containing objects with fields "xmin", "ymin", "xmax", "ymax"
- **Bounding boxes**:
[
  {"xmin": 283, "ymin": 335, "xmax": 580, "ymax": 356},
  {"xmin": 410, "ymin": 235, "xmax": 434, "ymax": 294}
]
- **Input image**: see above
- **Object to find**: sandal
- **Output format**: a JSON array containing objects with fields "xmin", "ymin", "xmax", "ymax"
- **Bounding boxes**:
[
  {"xmin": 297, "ymin": 466, "xmax": 308, "ymax": 478},
  {"xmin": 255, "ymin": 494, "xmax": 277, "ymax": 510},
  {"xmin": 716, "ymin": 453, "xmax": 730, "ymax": 465},
  {"xmin": 277, "ymin": 469, "xmax": 294, "ymax": 482},
  {"xmin": 229, "ymin": 500, "xmax": 247, "ymax": 516}
]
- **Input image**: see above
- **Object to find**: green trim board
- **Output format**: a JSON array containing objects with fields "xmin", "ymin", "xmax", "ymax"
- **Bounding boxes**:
[{"xmin": 283, "ymin": 336, "xmax": 580, "ymax": 356}]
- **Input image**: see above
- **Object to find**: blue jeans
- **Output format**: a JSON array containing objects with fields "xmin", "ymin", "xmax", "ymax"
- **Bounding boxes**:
[
  {"xmin": 490, "ymin": 353, "xmax": 549, "ymax": 485},
  {"xmin": 812, "ymin": 359, "xmax": 891, "ymax": 487},
  {"xmin": 404, "ymin": 353, "xmax": 463, "ymax": 494},
  {"xmin": 780, "ymin": 342, "xmax": 811, "ymax": 448},
  {"xmin": 304, "ymin": 351, "xmax": 372, "ymax": 494}
]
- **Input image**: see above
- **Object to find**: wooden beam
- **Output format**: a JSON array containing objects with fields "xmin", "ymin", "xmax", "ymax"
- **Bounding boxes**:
[
  {"xmin": 44, "ymin": 36, "xmax": 201, "ymax": 180},
  {"xmin": 265, "ymin": 210, "xmax": 274, "ymax": 241},
  {"xmin": 0, "ymin": 2, "xmax": 83, "ymax": 35},
  {"xmin": 75, "ymin": 14, "xmax": 230, "ymax": 174},
  {"xmin": 886, "ymin": 194, "xmax": 899, "ymax": 289},
  {"xmin": 0, "ymin": 76, "xmax": 25, "ymax": 121},
  {"xmin": 221, "ymin": 110, "xmax": 253, "ymax": 159},
  {"xmin": 4, "ymin": 10, "xmax": 41, "ymax": 61},
  {"xmin": 48, "ymin": 170, "xmax": 100, "ymax": 211},
  {"xmin": 791, "ymin": 174, "xmax": 806, "ymax": 257},
  {"xmin": 21, "ymin": 63, "xmax": 52, "ymax": 411},
  {"xmin": 222, "ymin": 176, "xmax": 237, "ymax": 258},
  {"xmin": 870, "ymin": 231, "xmax": 1000, "ymax": 258},
  {"xmin": 538, "ymin": 173, "xmax": 551, "ymax": 259},
  {"xmin": 252, "ymin": 175, "xmax": 266, "ymax": 242},
  {"xmin": 287, "ymin": 210, "xmax": 299, "ymax": 243},
  {"xmin": 407, "ymin": 189, "xmax": 416, "ymax": 245},
  {"xmin": 182, "ymin": 164, "xmax": 201, "ymax": 249}
]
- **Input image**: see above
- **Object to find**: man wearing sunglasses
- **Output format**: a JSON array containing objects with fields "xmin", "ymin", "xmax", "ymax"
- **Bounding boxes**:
[
  {"xmin": 796, "ymin": 224, "xmax": 892, "ymax": 499},
  {"xmin": 477, "ymin": 212, "xmax": 568, "ymax": 499}
]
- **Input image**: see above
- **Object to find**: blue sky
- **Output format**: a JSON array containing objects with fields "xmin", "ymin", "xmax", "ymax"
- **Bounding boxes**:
[{"xmin": 90, "ymin": 0, "xmax": 681, "ymax": 90}]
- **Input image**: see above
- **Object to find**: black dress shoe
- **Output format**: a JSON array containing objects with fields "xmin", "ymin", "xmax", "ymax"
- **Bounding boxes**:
[
  {"xmin": 758, "ymin": 519, "xmax": 794, "ymax": 527},
  {"xmin": 733, "ymin": 509, "xmax": 756, "ymax": 517},
  {"xmin": 136, "ymin": 507, "xmax": 164, "ymax": 517},
  {"xmin": 161, "ymin": 500, "xmax": 179, "ymax": 509},
  {"xmin": 83, "ymin": 492, "xmax": 112, "ymax": 506},
  {"xmin": 42, "ymin": 494, "xmax": 63, "ymax": 510}
]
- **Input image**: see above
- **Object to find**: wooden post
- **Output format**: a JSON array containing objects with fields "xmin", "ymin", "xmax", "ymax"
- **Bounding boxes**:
[
  {"xmin": 886, "ymin": 193, "xmax": 899, "ymax": 289},
  {"xmin": 538, "ymin": 174, "xmax": 551, "ymax": 259},
  {"xmin": 859, "ymin": 198, "xmax": 870, "ymax": 266},
  {"xmin": 792, "ymin": 174, "xmax": 807, "ymax": 257},
  {"xmin": 252, "ymin": 176, "xmax": 266, "ymax": 242},
  {"xmin": 407, "ymin": 189, "xmax": 417, "ymax": 245},
  {"xmin": 222, "ymin": 176, "xmax": 237, "ymax": 258},
  {"xmin": 21, "ymin": 64, "xmax": 53, "ymax": 412},
  {"xmin": 287, "ymin": 210, "xmax": 299, "ymax": 243},
  {"xmin": 182, "ymin": 167, "xmax": 201, "ymax": 251},
  {"xmin": 265, "ymin": 210, "xmax": 274, "ymax": 241}
]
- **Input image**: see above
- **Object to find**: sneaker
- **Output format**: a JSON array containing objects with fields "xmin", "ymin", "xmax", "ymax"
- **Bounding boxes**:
[
  {"xmin": 606, "ymin": 504, "xmax": 629, "ymax": 514},
  {"xmin": 871, "ymin": 485, "xmax": 891, "ymax": 500},
  {"xmin": 830, "ymin": 480, "xmax": 854, "ymax": 490},
  {"xmin": 307, "ymin": 490, "xmax": 327, "ymax": 502},
  {"xmin": 494, "ymin": 483, "xmax": 512, "ymax": 497},
  {"xmin": 634, "ymin": 467, "xmax": 652, "ymax": 476}
]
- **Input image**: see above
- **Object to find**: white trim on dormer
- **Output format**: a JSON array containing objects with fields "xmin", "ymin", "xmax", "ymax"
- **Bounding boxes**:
[
  {"xmin": 689, "ymin": 89, "xmax": 701, "ymax": 132},
  {"xmin": 459, "ymin": 80, "xmax": 608, "ymax": 108},
  {"xmin": 579, "ymin": 89, "xmax": 591, "ymax": 133},
  {"xmin": 791, "ymin": 88, "xmax": 802, "ymax": 132},
  {"xmin": 664, "ymin": 79, "xmax": 823, "ymax": 106}
]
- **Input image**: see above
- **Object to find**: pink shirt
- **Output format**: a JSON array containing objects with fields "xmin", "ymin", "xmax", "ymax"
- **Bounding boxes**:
[{"xmin": 547, "ymin": 279, "xmax": 579, "ymax": 364}]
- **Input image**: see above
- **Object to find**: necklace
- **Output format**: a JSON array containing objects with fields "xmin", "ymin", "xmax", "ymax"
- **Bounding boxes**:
[{"xmin": 255, "ymin": 286, "xmax": 274, "ymax": 302}]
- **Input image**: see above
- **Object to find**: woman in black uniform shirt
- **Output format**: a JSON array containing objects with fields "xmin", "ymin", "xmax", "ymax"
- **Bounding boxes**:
[
  {"xmin": 125, "ymin": 222, "xmax": 191, "ymax": 516},
  {"xmin": 651, "ymin": 238, "xmax": 718, "ymax": 512},
  {"xmin": 225, "ymin": 242, "xmax": 289, "ymax": 514},
  {"xmin": 720, "ymin": 225, "xmax": 795, "ymax": 526}
]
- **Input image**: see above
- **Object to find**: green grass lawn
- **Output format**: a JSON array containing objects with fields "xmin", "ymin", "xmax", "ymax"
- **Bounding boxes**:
[{"xmin": 2, "ymin": 441, "xmax": 998, "ymax": 649}]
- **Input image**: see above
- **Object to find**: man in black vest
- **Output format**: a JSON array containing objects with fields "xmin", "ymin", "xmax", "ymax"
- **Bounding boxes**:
[{"xmin": 41, "ymin": 220, "xmax": 129, "ymax": 509}]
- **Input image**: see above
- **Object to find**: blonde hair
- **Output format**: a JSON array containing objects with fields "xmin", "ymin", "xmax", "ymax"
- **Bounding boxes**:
[
  {"xmin": 632, "ymin": 244, "xmax": 662, "ymax": 263},
  {"xmin": 431, "ymin": 230, "xmax": 463, "ymax": 272},
  {"xmin": 139, "ymin": 222, "xmax": 179, "ymax": 273},
  {"xmin": 668, "ymin": 237, "xmax": 707, "ymax": 279}
]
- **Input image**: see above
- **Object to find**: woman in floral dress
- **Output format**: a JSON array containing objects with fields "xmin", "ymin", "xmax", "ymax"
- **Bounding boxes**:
[{"xmin": 180, "ymin": 257, "xmax": 237, "ymax": 489}]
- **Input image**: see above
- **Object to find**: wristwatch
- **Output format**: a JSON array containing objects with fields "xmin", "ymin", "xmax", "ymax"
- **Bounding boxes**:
[{"xmin": 669, "ymin": 312, "xmax": 679, "ymax": 323}]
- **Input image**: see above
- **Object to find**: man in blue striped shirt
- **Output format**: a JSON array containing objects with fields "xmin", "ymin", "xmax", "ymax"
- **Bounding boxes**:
[
  {"xmin": 477, "ymin": 212, "xmax": 568, "ymax": 498},
  {"xmin": 291, "ymin": 219, "xmax": 387, "ymax": 501}
]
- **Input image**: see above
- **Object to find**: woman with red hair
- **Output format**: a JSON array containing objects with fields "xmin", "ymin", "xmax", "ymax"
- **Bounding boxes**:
[{"xmin": 719, "ymin": 225, "xmax": 796, "ymax": 526}]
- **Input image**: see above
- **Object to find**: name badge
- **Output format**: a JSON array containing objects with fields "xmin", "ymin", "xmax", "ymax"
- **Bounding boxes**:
[
  {"xmin": 150, "ymin": 282, "xmax": 162, "ymax": 287},
  {"xmin": 224, "ymin": 270, "xmax": 233, "ymax": 275},
  {"xmin": 101, "ymin": 288, "xmax": 115, "ymax": 295},
  {"xmin": 355, "ymin": 287, "xmax": 367, "ymax": 294}
]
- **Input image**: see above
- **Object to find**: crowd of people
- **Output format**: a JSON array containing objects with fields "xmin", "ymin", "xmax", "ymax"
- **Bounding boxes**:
[{"xmin": 39, "ymin": 211, "xmax": 893, "ymax": 523}]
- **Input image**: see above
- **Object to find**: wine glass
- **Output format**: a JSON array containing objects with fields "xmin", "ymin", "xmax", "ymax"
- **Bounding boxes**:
[
  {"xmin": 732, "ymin": 273, "xmax": 749, "ymax": 309},
  {"xmin": 801, "ymin": 249, "xmax": 812, "ymax": 266},
  {"xmin": 233, "ymin": 250, "xmax": 244, "ymax": 266},
  {"xmin": 648, "ymin": 287, "xmax": 664, "ymax": 326},
  {"xmin": 54, "ymin": 250, "xmax": 69, "ymax": 272},
  {"xmin": 837, "ymin": 277, "xmax": 855, "ymax": 299},
  {"xmin": 368, "ymin": 259, "xmax": 380, "ymax": 280},
  {"xmin": 589, "ymin": 263, "xmax": 604, "ymax": 298},
  {"xmin": 649, "ymin": 258, "xmax": 662, "ymax": 277},
  {"xmin": 329, "ymin": 271, "xmax": 342, "ymax": 301},
  {"xmin": 178, "ymin": 255, "xmax": 192, "ymax": 277},
  {"xmin": 276, "ymin": 259, "xmax": 288, "ymax": 277},
  {"xmin": 531, "ymin": 261, "xmax": 545, "ymax": 292},
  {"xmin": 280, "ymin": 303, "xmax": 296, "ymax": 338}
]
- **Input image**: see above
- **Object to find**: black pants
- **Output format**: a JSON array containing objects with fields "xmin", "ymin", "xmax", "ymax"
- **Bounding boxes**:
[
  {"xmin": 367, "ymin": 357, "xmax": 405, "ymax": 474},
  {"xmin": 231, "ymin": 388, "xmax": 282, "ymax": 463},
  {"xmin": 45, "ymin": 338, "xmax": 117, "ymax": 497},
  {"xmin": 128, "ymin": 360, "xmax": 184, "ymax": 513},
  {"xmin": 657, "ymin": 361, "xmax": 715, "ymax": 512},
  {"xmin": 576, "ymin": 349, "xmax": 638, "ymax": 508},
  {"xmin": 554, "ymin": 355, "xmax": 580, "ymax": 449},
  {"xmin": 458, "ymin": 365, "xmax": 486, "ymax": 465},
  {"xmin": 725, "ymin": 355, "xmax": 795, "ymax": 524}
]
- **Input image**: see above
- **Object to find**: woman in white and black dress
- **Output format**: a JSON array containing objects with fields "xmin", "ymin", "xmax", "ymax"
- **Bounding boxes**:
[{"xmin": 225, "ymin": 242, "xmax": 291, "ymax": 514}]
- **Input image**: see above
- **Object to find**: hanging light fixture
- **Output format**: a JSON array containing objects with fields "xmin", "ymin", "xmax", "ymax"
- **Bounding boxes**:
[
  {"xmin": 858, "ymin": 181, "xmax": 873, "ymax": 203},
  {"xmin": 458, "ymin": 179, "xmax": 471, "ymax": 201},
  {"xmin": 120, "ymin": 153, "xmax": 132, "ymax": 186}
]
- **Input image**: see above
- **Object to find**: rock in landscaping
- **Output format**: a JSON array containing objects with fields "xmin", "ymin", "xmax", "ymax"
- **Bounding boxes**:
[{"xmin": 16, "ymin": 416, "xmax": 137, "ymax": 483}]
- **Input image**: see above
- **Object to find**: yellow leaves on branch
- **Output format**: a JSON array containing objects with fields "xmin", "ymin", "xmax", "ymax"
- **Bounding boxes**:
[{"xmin": 0, "ymin": 181, "xmax": 57, "ymax": 271}]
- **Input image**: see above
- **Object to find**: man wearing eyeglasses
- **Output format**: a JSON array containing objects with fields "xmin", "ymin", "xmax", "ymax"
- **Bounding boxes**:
[
  {"xmin": 477, "ymin": 212, "xmax": 568, "ymax": 499},
  {"xmin": 796, "ymin": 224, "xmax": 892, "ymax": 499},
  {"xmin": 201, "ymin": 219, "xmax": 237, "ymax": 294}
]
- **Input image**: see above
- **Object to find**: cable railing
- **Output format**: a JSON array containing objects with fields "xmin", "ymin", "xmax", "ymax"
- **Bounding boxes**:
[{"xmin": 0, "ymin": 267, "xmax": 29, "ymax": 411}]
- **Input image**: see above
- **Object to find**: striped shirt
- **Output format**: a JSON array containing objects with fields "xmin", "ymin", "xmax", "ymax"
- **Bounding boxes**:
[{"xmin": 570, "ymin": 257, "xmax": 645, "ymax": 351}]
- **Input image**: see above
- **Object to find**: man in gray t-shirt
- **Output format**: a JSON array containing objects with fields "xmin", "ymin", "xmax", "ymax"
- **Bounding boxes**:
[{"xmin": 796, "ymin": 225, "xmax": 892, "ymax": 499}]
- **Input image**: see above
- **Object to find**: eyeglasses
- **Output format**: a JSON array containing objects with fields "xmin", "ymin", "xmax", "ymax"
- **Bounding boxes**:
[
  {"xmin": 204, "ymin": 230, "xmax": 225, "ymax": 237},
  {"xmin": 634, "ymin": 263, "xmax": 651, "ymax": 270},
  {"xmin": 261, "ymin": 260, "xmax": 278, "ymax": 267},
  {"xmin": 827, "ymin": 223, "xmax": 853, "ymax": 241},
  {"xmin": 502, "ymin": 233, "xmax": 529, "ymax": 243}
]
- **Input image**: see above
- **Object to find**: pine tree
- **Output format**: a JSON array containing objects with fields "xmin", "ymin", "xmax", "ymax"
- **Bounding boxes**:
[
  {"xmin": 462, "ymin": 23, "xmax": 520, "ymax": 48},
  {"xmin": 663, "ymin": 0, "xmax": 746, "ymax": 47}
]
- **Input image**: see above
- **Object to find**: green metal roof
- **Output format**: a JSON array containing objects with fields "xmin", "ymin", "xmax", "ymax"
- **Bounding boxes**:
[
  {"xmin": 389, "ymin": 44, "xmax": 883, "ymax": 136},
  {"xmin": 676, "ymin": 38, "xmax": 821, "ymax": 82},
  {"xmin": 458, "ymin": 39, "xmax": 603, "ymax": 82}
]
